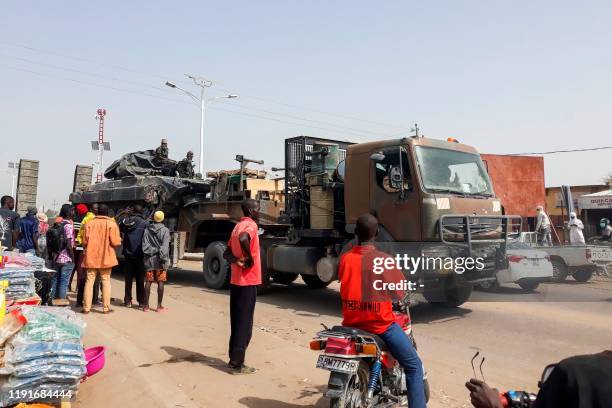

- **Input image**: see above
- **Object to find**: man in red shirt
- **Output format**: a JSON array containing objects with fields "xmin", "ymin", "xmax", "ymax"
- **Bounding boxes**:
[
  {"xmin": 223, "ymin": 199, "xmax": 261, "ymax": 374},
  {"xmin": 339, "ymin": 213, "xmax": 426, "ymax": 408}
]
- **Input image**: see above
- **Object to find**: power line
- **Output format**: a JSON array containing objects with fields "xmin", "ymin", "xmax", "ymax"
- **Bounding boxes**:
[
  {"xmin": 0, "ymin": 58, "xmax": 380, "ymax": 138},
  {"xmin": 0, "ymin": 64, "xmax": 366, "ymax": 140},
  {"xmin": 0, "ymin": 53, "xmax": 169, "ymax": 93},
  {"xmin": 215, "ymin": 99, "xmax": 385, "ymax": 138},
  {"xmin": 507, "ymin": 146, "xmax": 612, "ymax": 155},
  {"xmin": 0, "ymin": 41, "xmax": 413, "ymax": 132},
  {"xmin": 0, "ymin": 42, "xmax": 173, "ymax": 82},
  {"xmin": 0, "ymin": 64, "xmax": 195, "ymax": 106},
  {"xmin": 215, "ymin": 85, "xmax": 414, "ymax": 132},
  {"xmin": 2, "ymin": 50, "xmax": 390, "ymax": 138}
]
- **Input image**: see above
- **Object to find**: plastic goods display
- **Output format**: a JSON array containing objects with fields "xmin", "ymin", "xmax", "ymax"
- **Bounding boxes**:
[{"xmin": 0, "ymin": 306, "xmax": 86, "ymax": 407}]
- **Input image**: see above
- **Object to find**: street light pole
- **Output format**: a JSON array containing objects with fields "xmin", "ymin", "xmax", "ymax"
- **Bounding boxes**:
[
  {"xmin": 7, "ymin": 161, "xmax": 18, "ymax": 198},
  {"xmin": 165, "ymin": 76, "xmax": 237, "ymax": 175},
  {"xmin": 199, "ymin": 82, "xmax": 206, "ymax": 176}
]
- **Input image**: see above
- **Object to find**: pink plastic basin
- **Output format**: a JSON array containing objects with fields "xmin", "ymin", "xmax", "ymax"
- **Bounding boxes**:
[{"xmin": 85, "ymin": 346, "xmax": 106, "ymax": 376}]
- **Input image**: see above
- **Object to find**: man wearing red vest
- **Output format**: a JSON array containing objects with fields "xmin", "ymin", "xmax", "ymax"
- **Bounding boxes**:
[
  {"xmin": 339, "ymin": 213, "xmax": 426, "ymax": 408},
  {"xmin": 224, "ymin": 199, "xmax": 261, "ymax": 374}
]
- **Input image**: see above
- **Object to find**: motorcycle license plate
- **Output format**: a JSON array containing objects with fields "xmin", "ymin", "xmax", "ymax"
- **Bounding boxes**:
[{"xmin": 316, "ymin": 355, "xmax": 359, "ymax": 374}]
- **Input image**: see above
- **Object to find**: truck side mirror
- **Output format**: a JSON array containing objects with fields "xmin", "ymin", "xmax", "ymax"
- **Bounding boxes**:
[{"xmin": 370, "ymin": 152, "xmax": 385, "ymax": 162}]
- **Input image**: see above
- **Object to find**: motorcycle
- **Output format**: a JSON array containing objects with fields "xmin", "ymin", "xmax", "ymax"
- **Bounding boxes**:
[{"xmin": 310, "ymin": 299, "xmax": 429, "ymax": 407}]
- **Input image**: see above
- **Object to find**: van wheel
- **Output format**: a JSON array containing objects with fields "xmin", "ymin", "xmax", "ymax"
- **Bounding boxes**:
[
  {"xmin": 203, "ymin": 242, "xmax": 231, "ymax": 289},
  {"xmin": 271, "ymin": 272, "xmax": 299, "ymax": 285},
  {"xmin": 551, "ymin": 259, "xmax": 568, "ymax": 282},
  {"xmin": 572, "ymin": 269, "xmax": 593, "ymax": 283},
  {"xmin": 302, "ymin": 274, "xmax": 331, "ymax": 289}
]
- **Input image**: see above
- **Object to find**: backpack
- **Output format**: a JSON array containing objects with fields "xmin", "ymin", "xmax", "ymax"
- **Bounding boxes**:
[{"xmin": 46, "ymin": 221, "xmax": 68, "ymax": 255}]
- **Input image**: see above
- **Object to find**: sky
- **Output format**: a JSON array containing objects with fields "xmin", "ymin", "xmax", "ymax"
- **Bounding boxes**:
[{"xmin": 1, "ymin": 1, "xmax": 611, "ymax": 210}]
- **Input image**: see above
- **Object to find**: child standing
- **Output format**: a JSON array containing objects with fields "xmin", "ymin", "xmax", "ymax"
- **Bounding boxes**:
[{"xmin": 142, "ymin": 210, "xmax": 170, "ymax": 312}]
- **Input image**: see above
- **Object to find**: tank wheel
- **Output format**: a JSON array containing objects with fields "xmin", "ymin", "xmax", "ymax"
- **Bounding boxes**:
[
  {"xmin": 572, "ymin": 269, "xmax": 593, "ymax": 283},
  {"xmin": 271, "ymin": 272, "xmax": 299, "ymax": 285},
  {"xmin": 302, "ymin": 274, "xmax": 332, "ymax": 289},
  {"xmin": 203, "ymin": 242, "xmax": 231, "ymax": 290},
  {"xmin": 551, "ymin": 258, "xmax": 568, "ymax": 282}
]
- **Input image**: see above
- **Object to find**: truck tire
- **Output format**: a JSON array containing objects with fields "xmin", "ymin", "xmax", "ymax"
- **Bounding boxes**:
[
  {"xmin": 551, "ymin": 258, "xmax": 568, "ymax": 282},
  {"xmin": 518, "ymin": 280, "xmax": 539, "ymax": 291},
  {"xmin": 302, "ymin": 274, "xmax": 332, "ymax": 289},
  {"xmin": 257, "ymin": 244, "xmax": 271, "ymax": 295},
  {"xmin": 271, "ymin": 272, "xmax": 299, "ymax": 285},
  {"xmin": 477, "ymin": 280, "xmax": 499, "ymax": 292},
  {"xmin": 572, "ymin": 269, "xmax": 593, "ymax": 283},
  {"xmin": 203, "ymin": 242, "xmax": 231, "ymax": 289},
  {"xmin": 424, "ymin": 279, "xmax": 472, "ymax": 307}
]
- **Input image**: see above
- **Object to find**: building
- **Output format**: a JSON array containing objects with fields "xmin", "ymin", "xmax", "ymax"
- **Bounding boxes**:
[
  {"xmin": 481, "ymin": 154, "xmax": 545, "ymax": 231},
  {"xmin": 578, "ymin": 189, "xmax": 612, "ymax": 239},
  {"xmin": 545, "ymin": 184, "xmax": 611, "ymax": 241}
]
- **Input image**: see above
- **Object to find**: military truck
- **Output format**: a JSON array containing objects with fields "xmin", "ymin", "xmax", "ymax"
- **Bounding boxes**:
[
  {"xmin": 71, "ymin": 135, "xmax": 520, "ymax": 306},
  {"xmin": 199, "ymin": 136, "xmax": 521, "ymax": 306}
]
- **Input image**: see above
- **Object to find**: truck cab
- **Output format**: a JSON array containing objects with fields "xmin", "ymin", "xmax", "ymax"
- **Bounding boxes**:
[{"xmin": 262, "ymin": 136, "xmax": 521, "ymax": 306}]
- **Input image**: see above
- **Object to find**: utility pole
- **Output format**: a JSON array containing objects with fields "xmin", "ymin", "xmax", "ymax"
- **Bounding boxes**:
[
  {"xmin": 187, "ymin": 75, "xmax": 212, "ymax": 176},
  {"xmin": 165, "ymin": 76, "xmax": 238, "ymax": 175},
  {"xmin": 91, "ymin": 108, "xmax": 110, "ymax": 183}
]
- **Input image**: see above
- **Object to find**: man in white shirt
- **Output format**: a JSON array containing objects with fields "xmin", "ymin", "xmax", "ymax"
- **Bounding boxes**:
[
  {"xmin": 568, "ymin": 212, "xmax": 585, "ymax": 245},
  {"xmin": 535, "ymin": 205, "xmax": 552, "ymax": 246}
]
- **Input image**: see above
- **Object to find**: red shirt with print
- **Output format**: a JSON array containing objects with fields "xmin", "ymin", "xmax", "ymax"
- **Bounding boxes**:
[
  {"xmin": 339, "ymin": 245, "xmax": 405, "ymax": 335},
  {"xmin": 228, "ymin": 217, "xmax": 262, "ymax": 286}
]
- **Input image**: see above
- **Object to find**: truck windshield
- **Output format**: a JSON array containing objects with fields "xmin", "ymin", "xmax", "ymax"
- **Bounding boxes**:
[{"xmin": 414, "ymin": 146, "xmax": 493, "ymax": 196}]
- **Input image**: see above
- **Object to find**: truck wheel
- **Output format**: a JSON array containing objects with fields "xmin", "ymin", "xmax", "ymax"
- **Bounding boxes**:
[
  {"xmin": 424, "ymin": 279, "xmax": 472, "ymax": 307},
  {"xmin": 518, "ymin": 280, "xmax": 539, "ymax": 291},
  {"xmin": 551, "ymin": 258, "xmax": 568, "ymax": 282},
  {"xmin": 477, "ymin": 280, "xmax": 499, "ymax": 292},
  {"xmin": 271, "ymin": 272, "xmax": 299, "ymax": 285},
  {"xmin": 572, "ymin": 269, "xmax": 593, "ymax": 283},
  {"xmin": 302, "ymin": 274, "xmax": 332, "ymax": 289},
  {"xmin": 257, "ymin": 244, "xmax": 271, "ymax": 295},
  {"xmin": 203, "ymin": 242, "xmax": 231, "ymax": 289}
]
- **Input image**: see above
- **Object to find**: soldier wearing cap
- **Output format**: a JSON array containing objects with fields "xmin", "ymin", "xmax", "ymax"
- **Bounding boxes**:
[
  {"xmin": 155, "ymin": 138, "xmax": 169, "ymax": 160},
  {"xmin": 176, "ymin": 151, "xmax": 195, "ymax": 178}
]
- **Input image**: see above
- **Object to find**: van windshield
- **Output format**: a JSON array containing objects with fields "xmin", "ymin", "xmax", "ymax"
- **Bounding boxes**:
[{"xmin": 414, "ymin": 146, "xmax": 494, "ymax": 196}]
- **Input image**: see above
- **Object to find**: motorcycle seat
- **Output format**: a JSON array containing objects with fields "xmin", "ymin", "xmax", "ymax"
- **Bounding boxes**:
[{"xmin": 330, "ymin": 326, "xmax": 388, "ymax": 350}]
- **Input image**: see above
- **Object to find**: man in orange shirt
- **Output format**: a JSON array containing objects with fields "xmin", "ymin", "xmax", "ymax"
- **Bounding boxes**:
[
  {"xmin": 82, "ymin": 204, "xmax": 122, "ymax": 314},
  {"xmin": 223, "ymin": 199, "xmax": 261, "ymax": 374},
  {"xmin": 339, "ymin": 213, "xmax": 426, "ymax": 408}
]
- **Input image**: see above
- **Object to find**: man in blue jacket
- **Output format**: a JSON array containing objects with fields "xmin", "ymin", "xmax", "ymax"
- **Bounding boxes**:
[{"xmin": 120, "ymin": 204, "xmax": 148, "ymax": 308}]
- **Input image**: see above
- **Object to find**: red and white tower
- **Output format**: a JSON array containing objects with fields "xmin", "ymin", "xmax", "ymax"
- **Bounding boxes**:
[{"xmin": 92, "ymin": 108, "xmax": 110, "ymax": 183}]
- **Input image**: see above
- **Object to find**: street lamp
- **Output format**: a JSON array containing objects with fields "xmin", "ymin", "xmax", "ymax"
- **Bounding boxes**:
[
  {"xmin": 165, "ymin": 76, "xmax": 238, "ymax": 175},
  {"xmin": 7, "ymin": 161, "xmax": 18, "ymax": 198}
]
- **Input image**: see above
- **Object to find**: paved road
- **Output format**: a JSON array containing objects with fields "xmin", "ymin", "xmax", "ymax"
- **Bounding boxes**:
[{"xmin": 76, "ymin": 263, "xmax": 612, "ymax": 407}]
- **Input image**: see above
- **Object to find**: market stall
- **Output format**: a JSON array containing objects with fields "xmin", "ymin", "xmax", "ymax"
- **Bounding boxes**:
[{"xmin": 0, "ymin": 251, "xmax": 104, "ymax": 407}]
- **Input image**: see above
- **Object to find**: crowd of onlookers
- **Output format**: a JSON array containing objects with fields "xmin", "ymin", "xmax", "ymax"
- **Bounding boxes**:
[{"xmin": 0, "ymin": 195, "xmax": 170, "ymax": 314}]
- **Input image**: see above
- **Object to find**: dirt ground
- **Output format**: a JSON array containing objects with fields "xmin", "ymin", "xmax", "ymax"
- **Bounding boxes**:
[{"xmin": 74, "ymin": 261, "xmax": 612, "ymax": 408}]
